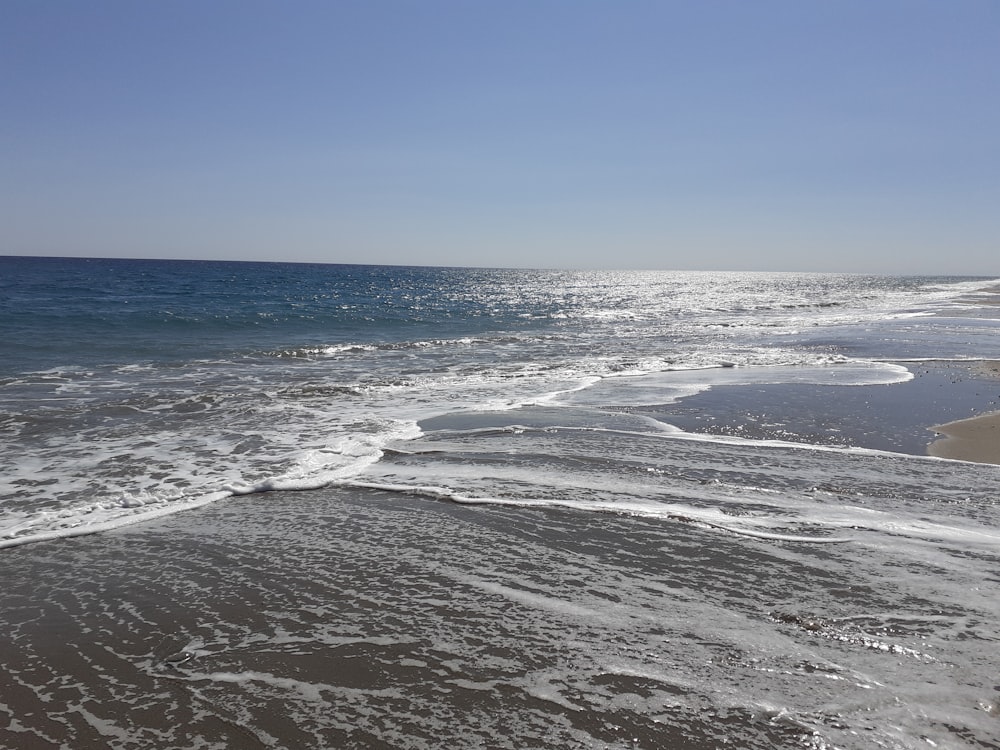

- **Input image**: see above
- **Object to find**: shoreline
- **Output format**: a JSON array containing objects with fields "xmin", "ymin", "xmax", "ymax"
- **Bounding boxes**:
[
  {"xmin": 633, "ymin": 359, "xmax": 1000, "ymax": 465},
  {"xmin": 922, "ymin": 360, "xmax": 1000, "ymax": 465}
]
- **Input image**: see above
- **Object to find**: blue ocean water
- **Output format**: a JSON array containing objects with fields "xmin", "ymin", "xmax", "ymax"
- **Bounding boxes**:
[
  {"xmin": 4, "ymin": 256, "xmax": 1000, "ymax": 748},
  {"xmin": 0, "ymin": 257, "xmax": 557, "ymax": 375}
]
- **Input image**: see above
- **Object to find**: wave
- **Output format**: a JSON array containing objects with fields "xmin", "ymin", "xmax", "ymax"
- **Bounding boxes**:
[
  {"xmin": 0, "ymin": 420, "xmax": 422, "ymax": 550},
  {"xmin": 0, "ymin": 490, "xmax": 232, "ymax": 550},
  {"xmin": 267, "ymin": 334, "xmax": 553, "ymax": 359}
]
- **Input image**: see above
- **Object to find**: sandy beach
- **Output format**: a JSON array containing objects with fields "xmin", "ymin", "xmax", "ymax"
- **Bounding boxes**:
[{"xmin": 929, "ymin": 410, "xmax": 1000, "ymax": 464}]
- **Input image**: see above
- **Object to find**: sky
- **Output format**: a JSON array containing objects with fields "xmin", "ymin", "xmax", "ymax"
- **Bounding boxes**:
[{"xmin": 1, "ymin": 1, "xmax": 998, "ymax": 274}]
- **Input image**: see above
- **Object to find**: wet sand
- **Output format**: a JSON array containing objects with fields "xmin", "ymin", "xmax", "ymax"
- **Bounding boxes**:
[{"xmin": 0, "ymin": 488, "xmax": 839, "ymax": 750}]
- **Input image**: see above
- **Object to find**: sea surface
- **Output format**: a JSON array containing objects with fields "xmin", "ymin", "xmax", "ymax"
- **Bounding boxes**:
[{"xmin": 2, "ymin": 256, "xmax": 1000, "ymax": 749}]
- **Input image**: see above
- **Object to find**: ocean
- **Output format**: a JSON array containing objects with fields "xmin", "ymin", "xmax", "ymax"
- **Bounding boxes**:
[{"xmin": 2, "ymin": 256, "xmax": 999, "ymax": 749}]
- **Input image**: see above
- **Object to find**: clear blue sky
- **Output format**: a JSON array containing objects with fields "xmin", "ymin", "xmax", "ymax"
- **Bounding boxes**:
[{"xmin": 2, "ymin": 1, "xmax": 997, "ymax": 273}]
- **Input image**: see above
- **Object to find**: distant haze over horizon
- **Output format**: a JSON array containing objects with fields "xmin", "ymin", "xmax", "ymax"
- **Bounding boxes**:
[
  {"xmin": 4, "ymin": 254, "xmax": 997, "ymax": 280},
  {"xmin": 2, "ymin": 1, "xmax": 998, "ymax": 276}
]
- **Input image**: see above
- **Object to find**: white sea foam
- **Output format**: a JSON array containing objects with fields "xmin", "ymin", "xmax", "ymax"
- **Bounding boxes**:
[
  {"xmin": 0, "ymin": 490, "xmax": 232, "ymax": 550},
  {"xmin": 0, "ymin": 412, "xmax": 423, "ymax": 547}
]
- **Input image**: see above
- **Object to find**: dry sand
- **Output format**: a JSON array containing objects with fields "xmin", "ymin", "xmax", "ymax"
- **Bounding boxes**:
[{"xmin": 929, "ymin": 410, "xmax": 1000, "ymax": 465}]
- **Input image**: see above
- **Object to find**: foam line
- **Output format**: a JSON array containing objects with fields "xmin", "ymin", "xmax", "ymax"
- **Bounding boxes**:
[
  {"xmin": 343, "ymin": 481, "xmax": 855, "ymax": 543},
  {"xmin": 0, "ymin": 491, "xmax": 231, "ymax": 550}
]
